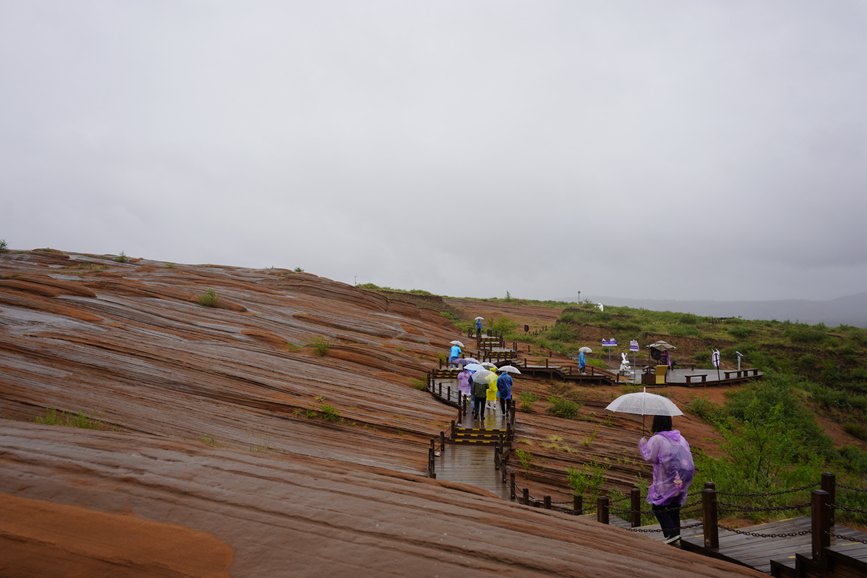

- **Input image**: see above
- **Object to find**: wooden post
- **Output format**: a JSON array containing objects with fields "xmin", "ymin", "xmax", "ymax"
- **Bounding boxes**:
[
  {"xmin": 510, "ymin": 473, "xmax": 516, "ymax": 500},
  {"xmin": 523, "ymin": 488, "xmax": 529, "ymax": 505},
  {"xmin": 702, "ymin": 482, "xmax": 719, "ymax": 549},
  {"xmin": 545, "ymin": 358, "xmax": 549, "ymax": 368},
  {"xmin": 573, "ymin": 495, "xmax": 583, "ymax": 515},
  {"xmin": 597, "ymin": 496, "xmax": 610, "ymax": 524},
  {"xmin": 447, "ymin": 385, "xmax": 451, "ymax": 402},
  {"xmin": 544, "ymin": 496, "xmax": 551, "ymax": 509},
  {"xmin": 494, "ymin": 443, "xmax": 501, "ymax": 470},
  {"xmin": 428, "ymin": 447, "xmax": 436, "ymax": 478},
  {"xmin": 812, "ymin": 490, "xmax": 831, "ymax": 563},
  {"xmin": 439, "ymin": 430, "xmax": 445, "ymax": 451},
  {"xmin": 821, "ymin": 472, "xmax": 836, "ymax": 528},
  {"xmin": 437, "ymin": 382, "xmax": 442, "ymax": 397},
  {"xmin": 630, "ymin": 487, "xmax": 641, "ymax": 528},
  {"xmin": 450, "ymin": 420, "xmax": 456, "ymax": 439}
]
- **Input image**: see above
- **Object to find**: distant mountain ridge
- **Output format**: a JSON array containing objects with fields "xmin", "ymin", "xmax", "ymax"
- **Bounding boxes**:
[{"xmin": 576, "ymin": 292, "xmax": 867, "ymax": 328}]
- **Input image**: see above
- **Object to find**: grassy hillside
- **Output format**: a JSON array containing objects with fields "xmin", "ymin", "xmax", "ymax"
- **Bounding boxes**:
[{"xmin": 447, "ymin": 298, "xmax": 867, "ymax": 523}]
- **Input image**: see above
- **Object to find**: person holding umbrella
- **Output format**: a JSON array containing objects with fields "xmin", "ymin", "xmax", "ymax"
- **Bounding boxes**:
[
  {"xmin": 496, "ymin": 367, "xmax": 514, "ymax": 416},
  {"xmin": 639, "ymin": 415, "xmax": 695, "ymax": 545},
  {"xmin": 448, "ymin": 341, "xmax": 463, "ymax": 368},
  {"xmin": 475, "ymin": 316, "xmax": 483, "ymax": 337}
]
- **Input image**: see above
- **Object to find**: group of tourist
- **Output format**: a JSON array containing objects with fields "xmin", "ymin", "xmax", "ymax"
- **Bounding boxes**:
[
  {"xmin": 455, "ymin": 363, "xmax": 512, "ymax": 420},
  {"xmin": 445, "ymin": 332, "xmax": 693, "ymax": 545}
]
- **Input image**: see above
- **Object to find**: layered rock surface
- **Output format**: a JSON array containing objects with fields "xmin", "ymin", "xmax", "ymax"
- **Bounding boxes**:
[{"xmin": 0, "ymin": 250, "xmax": 761, "ymax": 577}]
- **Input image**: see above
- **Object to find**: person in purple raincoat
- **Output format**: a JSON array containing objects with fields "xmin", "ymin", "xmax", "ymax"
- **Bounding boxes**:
[
  {"xmin": 639, "ymin": 415, "xmax": 695, "ymax": 544},
  {"xmin": 457, "ymin": 366, "xmax": 472, "ymax": 399}
]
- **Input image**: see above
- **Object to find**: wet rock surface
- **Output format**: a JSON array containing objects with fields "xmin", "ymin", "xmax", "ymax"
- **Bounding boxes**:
[{"xmin": 0, "ymin": 251, "xmax": 762, "ymax": 577}]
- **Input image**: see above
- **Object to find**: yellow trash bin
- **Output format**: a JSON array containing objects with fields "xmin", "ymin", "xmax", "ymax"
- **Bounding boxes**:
[{"xmin": 655, "ymin": 364, "xmax": 668, "ymax": 385}]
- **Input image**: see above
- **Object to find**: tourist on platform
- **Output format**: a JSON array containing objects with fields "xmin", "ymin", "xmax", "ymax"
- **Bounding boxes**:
[
  {"xmin": 448, "ymin": 343, "xmax": 462, "ymax": 368},
  {"xmin": 457, "ymin": 366, "xmax": 472, "ymax": 399},
  {"xmin": 639, "ymin": 415, "xmax": 695, "ymax": 545},
  {"xmin": 578, "ymin": 349, "xmax": 586, "ymax": 374},
  {"xmin": 475, "ymin": 317, "xmax": 483, "ymax": 337},
  {"xmin": 471, "ymin": 372, "xmax": 488, "ymax": 420},
  {"xmin": 496, "ymin": 369, "xmax": 513, "ymax": 416},
  {"xmin": 485, "ymin": 372, "xmax": 498, "ymax": 413}
]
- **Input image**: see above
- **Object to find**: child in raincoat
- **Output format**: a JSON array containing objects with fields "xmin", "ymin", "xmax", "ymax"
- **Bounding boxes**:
[{"xmin": 639, "ymin": 415, "xmax": 695, "ymax": 544}]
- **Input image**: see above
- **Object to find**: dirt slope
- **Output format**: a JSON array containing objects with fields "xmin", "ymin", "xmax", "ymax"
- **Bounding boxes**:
[{"xmin": 0, "ymin": 250, "xmax": 761, "ymax": 577}]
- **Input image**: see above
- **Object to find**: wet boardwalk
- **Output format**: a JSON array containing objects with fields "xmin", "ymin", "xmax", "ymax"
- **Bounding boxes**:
[
  {"xmin": 435, "ymin": 444, "xmax": 512, "ymax": 500},
  {"xmin": 428, "ymin": 377, "xmax": 512, "ymax": 498}
]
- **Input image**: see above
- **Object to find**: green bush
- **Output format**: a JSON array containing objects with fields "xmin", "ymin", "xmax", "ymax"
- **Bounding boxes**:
[
  {"xmin": 0, "ymin": 239, "xmax": 7, "ymax": 252},
  {"xmin": 687, "ymin": 396, "xmax": 722, "ymax": 424},
  {"xmin": 197, "ymin": 288, "xmax": 219, "ymax": 307},
  {"xmin": 567, "ymin": 461, "xmax": 609, "ymax": 500},
  {"xmin": 114, "ymin": 252, "xmax": 129, "ymax": 263},
  {"xmin": 843, "ymin": 422, "xmax": 867, "ymax": 441},
  {"xmin": 548, "ymin": 396, "xmax": 580, "ymax": 419},
  {"xmin": 320, "ymin": 404, "xmax": 340, "ymax": 422},
  {"xmin": 515, "ymin": 448, "xmax": 534, "ymax": 471},
  {"xmin": 35, "ymin": 408, "xmax": 105, "ymax": 430},
  {"xmin": 518, "ymin": 391, "xmax": 538, "ymax": 412},
  {"xmin": 309, "ymin": 337, "xmax": 330, "ymax": 357}
]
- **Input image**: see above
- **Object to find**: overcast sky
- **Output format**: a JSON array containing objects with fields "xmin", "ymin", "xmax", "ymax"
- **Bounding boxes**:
[{"xmin": 2, "ymin": 1, "xmax": 866, "ymax": 302}]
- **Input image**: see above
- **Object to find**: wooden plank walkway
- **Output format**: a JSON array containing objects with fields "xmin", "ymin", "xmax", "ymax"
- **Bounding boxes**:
[
  {"xmin": 434, "ymin": 444, "xmax": 512, "ymax": 500},
  {"xmin": 680, "ymin": 516, "xmax": 867, "ymax": 575}
]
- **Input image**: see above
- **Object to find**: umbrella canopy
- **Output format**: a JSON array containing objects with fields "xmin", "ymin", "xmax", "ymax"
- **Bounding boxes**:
[
  {"xmin": 480, "ymin": 362, "xmax": 497, "ymax": 370},
  {"xmin": 464, "ymin": 363, "xmax": 485, "ymax": 372},
  {"xmin": 461, "ymin": 357, "xmax": 480, "ymax": 365},
  {"xmin": 605, "ymin": 388, "xmax": 683, "ymax": 417},
  {"xmin": 497, "ymin": 365, "xmax": 521, "ymax": 374},
  {"xmin": 578, "ymin": 346, "xmax": 593, "ymax": 353},
  {"xmin": 647, "ymin": 340, "xmax": 676, "ymax": 351},
  {"xmin": 474, "ymin": 316, "xmax": 484, "ymax": 321},
  {"xmin": 471, "ymin": 369, "xmax": 496, "ymax": 384},
  {"xmin": 450, "ymin": 340, "xmax": 465, "ymax": 348}
]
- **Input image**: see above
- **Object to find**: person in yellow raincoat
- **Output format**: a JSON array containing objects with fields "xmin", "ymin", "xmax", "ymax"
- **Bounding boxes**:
[{"xmin": 485, "ymin": 372, "xmax": 498, "ymax": 414}]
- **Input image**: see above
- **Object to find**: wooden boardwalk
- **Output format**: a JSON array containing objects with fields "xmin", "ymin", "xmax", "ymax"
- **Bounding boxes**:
[
  {"xmin": 427, "ymin": 338, "xmax": 866, "ymax": 577},
  {"xmin": 434, "ymin": 444, "xmax": 512, "ymax": 500}
]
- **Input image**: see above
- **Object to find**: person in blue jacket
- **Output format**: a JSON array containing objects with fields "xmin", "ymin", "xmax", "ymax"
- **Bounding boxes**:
[
  {"xmin": 578, "ymin": 350, "xmax": 586, "ymax": 374},
  {"xmin": 496, "ymin": 369, "xmax": 513, "ymax": 416},
  {"xmin": 475, "ymin": 317, "xmax": 483, "ymax": 337},
  {"xmin": 448, "ymin": 343, "xmax": 462, "ymax": 368}
]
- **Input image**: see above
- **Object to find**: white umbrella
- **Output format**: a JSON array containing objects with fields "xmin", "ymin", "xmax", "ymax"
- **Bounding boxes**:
[
  {"xmin": 461, "ymin": 357, "xmax": 480, "ymax": 365},
  {"xmin": 647, "ymin": 340, "xmax": 676, "ymax": 351},
  {"xmin": 480, "ymin": 362, "xmax": 497, "ymax": 370},
  {"xmin": 474, "ymin": 316, "xmax": 484, "ymax": 321},
  {"xmin": 464, "ymin": 363, "xmax": 485, "ymax": 372},
  {"xmin": 605, "ymin": 388, "xmax": 683, "ymax": 417},
  {"xmin": 497, "ymin": 365, "xmax": 521, "ymax": 374},
  {"xmin": 578, "ymin": 346, "xmax": 593, "ymax": 353},
  {"xmin": 470, "ymin": 369, "xmax": 496, "ymax": 384},
  {"xmin": 450, "ymin": 340, "xmax": 465, "ymax": 348}
]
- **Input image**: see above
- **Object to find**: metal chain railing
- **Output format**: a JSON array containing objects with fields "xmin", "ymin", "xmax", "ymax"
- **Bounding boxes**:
[
  {"xmin": 718, "ymin": 502, "xmax": 811, "ymax": 514},
  {"xmin": 717, "ymin": 483, "xmax": 814, "ymax": 499},
  {"xmin": 628, "ymin": 521, "xmax": 703, "ymax": 534},
  {"xmin": 831, "ymin": 503, "xmax": 867, "ymax": 515},
  {"xmin": 838, "ymin": 482, "xmax": 867, "ymax": 494},
  {"xmin": 828, "ymin": 531, "xmax": 867, "ymax": 545},
  {"xmin": 718, "ymin": 524, "xmax": 812, "ymax": 539}
]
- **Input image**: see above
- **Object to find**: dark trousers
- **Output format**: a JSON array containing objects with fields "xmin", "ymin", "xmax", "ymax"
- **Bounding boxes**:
[
  {"xmin": 653, "ymin": 497, "xmax": 682, "ymax": 538},
  {"xmin": 498, "ymin": 396, "xmax": 510, "ymax": 414},
  {"xmin": 473, "ymin": 396, "xmax": 486, "ymax": 417}
]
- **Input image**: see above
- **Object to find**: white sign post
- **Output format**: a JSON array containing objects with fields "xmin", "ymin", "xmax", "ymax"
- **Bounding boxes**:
[
  {"xmin": 629, "ymin": 340, "xmax": 639, "ymax": 377},
  {"xmin": 601, "ymin": 338, "xmax": 618, "ymax": 365}
]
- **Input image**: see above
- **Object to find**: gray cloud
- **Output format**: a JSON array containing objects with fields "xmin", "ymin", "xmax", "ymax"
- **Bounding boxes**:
[{"xmin": 2, "ymin": 1, "xmax": 866, "ymax": 302}]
